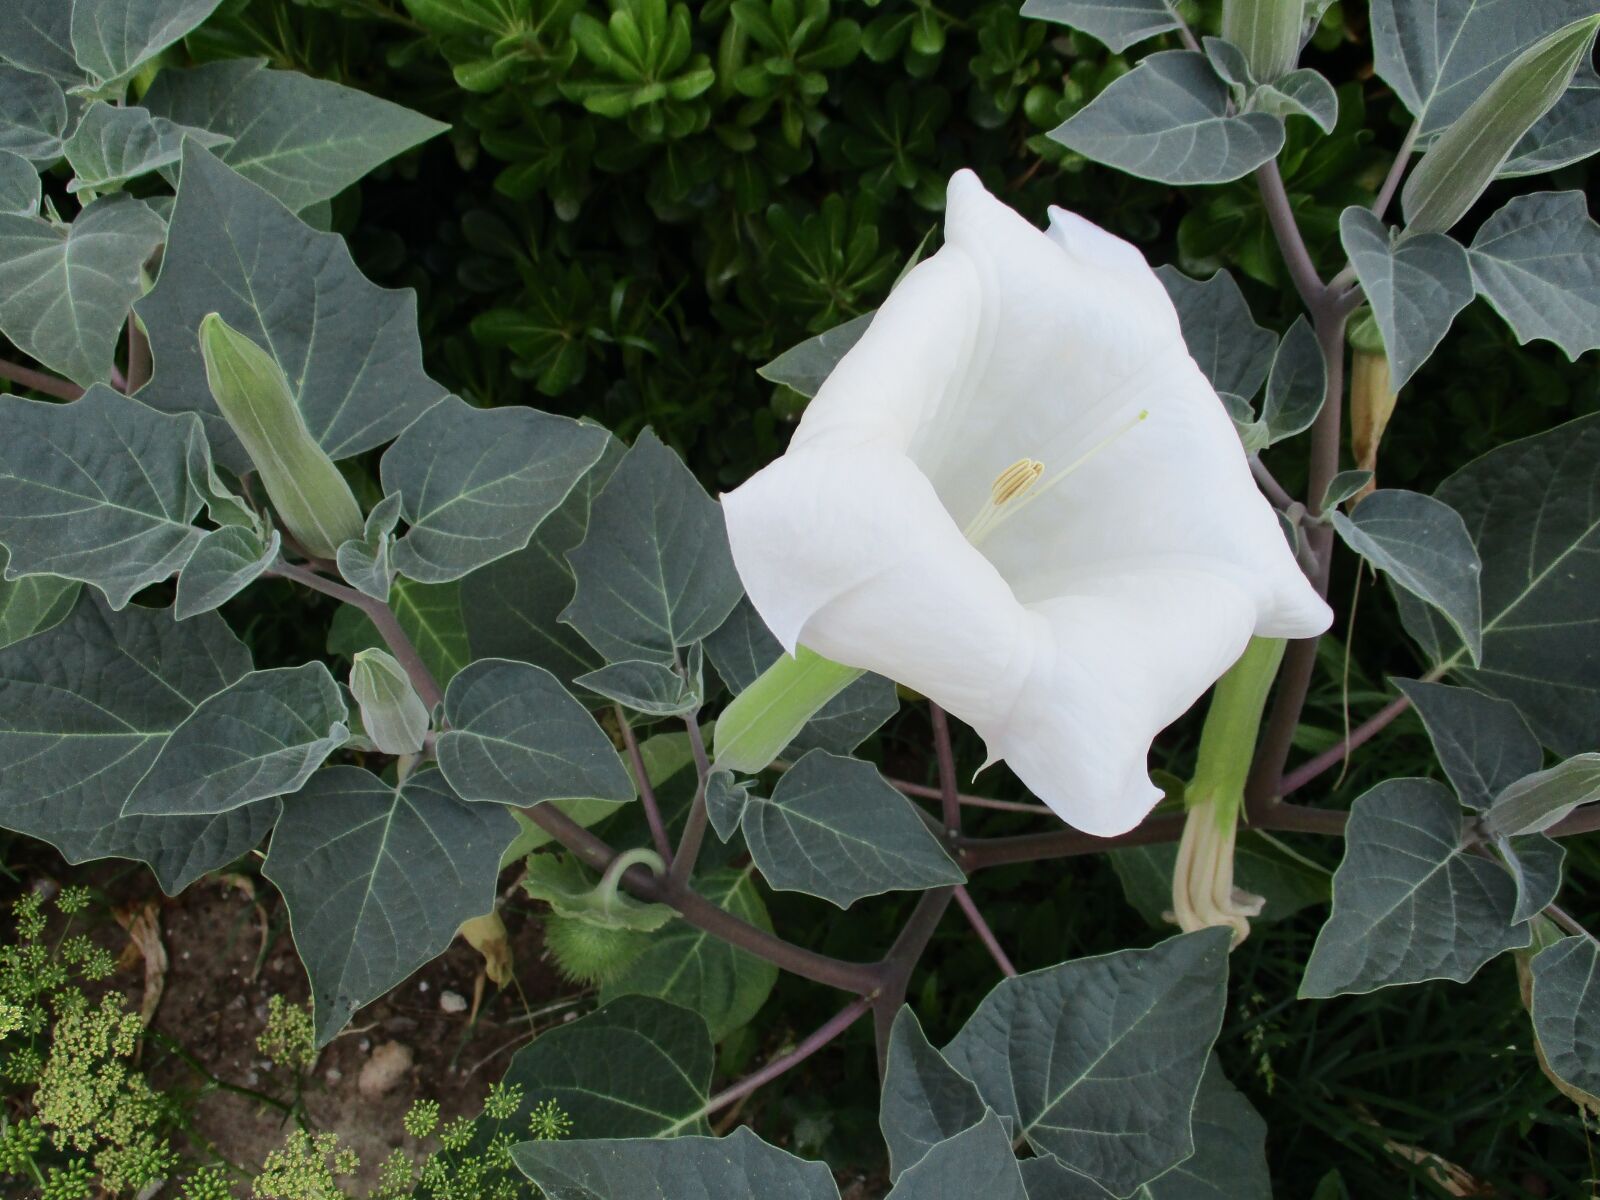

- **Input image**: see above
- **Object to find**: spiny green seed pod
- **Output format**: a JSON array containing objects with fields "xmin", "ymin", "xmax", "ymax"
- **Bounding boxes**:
[
  {"xmin": 1221, "ymin": 0, "xmax": 1304, "ymax": 82},
  {"xmin": 349, "ymin": 649, "xmax": 430, "ymax": 756},
  {"xmin": 1402, "ymin": 15, "xmax": 1600, "ymax": 236},
  {"xmin": 198, "ymin": 312, "xmax": 363, "ymax": 559},
  {"xmin": 541, "ymin": 913, "xmax": 648, "ymax": 986}
]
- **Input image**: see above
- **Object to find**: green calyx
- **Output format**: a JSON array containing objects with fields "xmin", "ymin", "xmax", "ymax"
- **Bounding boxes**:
[
  {"xmin": 712, "ymin": 646, "xmax": 864, "ymax": 774},
  {"xmin": 1186, "ymin": 636, "xmax": 1287, "ymax": 830},
  {"xmin": 197, "ymin": 312, "xmax": 364, "ymax": 559}
]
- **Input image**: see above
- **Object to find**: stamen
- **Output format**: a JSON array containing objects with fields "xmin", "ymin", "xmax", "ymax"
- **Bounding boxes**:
[
  {"xmin": 991, "ymin": 458, "xmax": 1044, "ymax": 506},
  {"xmin": 962, "ymin": 408, "xmax": 1151, "ymax": 547}
]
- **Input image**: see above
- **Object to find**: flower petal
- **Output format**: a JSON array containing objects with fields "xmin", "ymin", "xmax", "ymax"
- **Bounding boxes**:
[
  {"xmin": 721, "ymin": 443, "xmax": 1031, "ymax": 730},
  {"xmin": 983, "ymin": 567, "xmax": 1260, "ymax": 837}
]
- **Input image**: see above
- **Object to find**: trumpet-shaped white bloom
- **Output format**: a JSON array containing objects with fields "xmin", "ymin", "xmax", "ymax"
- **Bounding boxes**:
[{"xmin": 722, "ymin": 170, "xmax": 1331, "ymax": 836}]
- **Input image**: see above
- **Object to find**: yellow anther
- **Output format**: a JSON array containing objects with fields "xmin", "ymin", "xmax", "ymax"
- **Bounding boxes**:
[{"xmin": 990, "ymin": 458, "xmax": 1044, "ymax": 506}]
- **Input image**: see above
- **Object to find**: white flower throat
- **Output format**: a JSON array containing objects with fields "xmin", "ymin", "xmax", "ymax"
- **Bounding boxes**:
[{"xmin": 962, "ymin": 408, "xmax": 1149, "ymax": 546}]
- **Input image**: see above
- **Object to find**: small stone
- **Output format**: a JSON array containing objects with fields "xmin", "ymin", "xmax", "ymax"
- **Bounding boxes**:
[
  {"xmin": 418, "ymin": 980, "xmax": 430, "ymax": 993},
  {"xmin": 358, "ymin": 1041, "xmax": 414, "ymax": 1098},
  {"xmin": 324, "ymin": 1067, "xmax": 343, "ymax": 1086},
  {"xmin": 439, "ymin": 990, "xmax": 468, "ymax": 1014}
]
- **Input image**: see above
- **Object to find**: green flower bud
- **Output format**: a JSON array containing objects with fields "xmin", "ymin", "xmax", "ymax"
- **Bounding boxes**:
[
  {"xmin": 349, "ymin": 648, "xmax": 430, "ymax": 756},
  {"xmin": 1402, "ymin": 15, "xmax": 1600, "ymax": 236},
  {"xmin": 198, "ymin": 312, "xmax": 364, "ymax": 559},
  {"xmin": 1221, "ymin": 0, "xmax": 1304, "ymax": 82}
]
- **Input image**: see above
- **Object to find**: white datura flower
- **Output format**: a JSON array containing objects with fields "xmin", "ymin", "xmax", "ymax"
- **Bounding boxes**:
[{"xmin": 722, "ymin": 170, "xmax": 1332, "ymax": 837}]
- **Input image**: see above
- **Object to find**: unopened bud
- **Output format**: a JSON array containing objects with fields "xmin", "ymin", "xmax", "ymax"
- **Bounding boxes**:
[
  {"xmin": 1221, "ymin": 0, "xmax": 1304, "ymax": 82},
  {"xmin": 350, "ymin": 648, "xmax": 429, "ymax": 756},
  {"xmin": 198, "ymin": 313, "xmax": 363, "ymax": 559}
]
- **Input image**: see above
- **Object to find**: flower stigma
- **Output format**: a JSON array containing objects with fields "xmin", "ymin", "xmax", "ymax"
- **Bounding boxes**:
[{"xmin": 962, "ymin": 407, "xmax": 1149, "ymax": 546}]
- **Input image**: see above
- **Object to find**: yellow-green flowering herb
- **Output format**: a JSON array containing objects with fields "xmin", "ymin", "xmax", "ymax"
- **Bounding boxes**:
[
  {"xmin": 198, "ymin": 312, "xmax": 364, "ymax": 559},
  {"xmin": 256, "ymin": 995, "xmax": 318, "ymax": 1074}
]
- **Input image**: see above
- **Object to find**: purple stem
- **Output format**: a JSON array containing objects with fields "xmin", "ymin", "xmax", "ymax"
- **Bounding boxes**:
[
  {"xmin": 0, "ymin": 357, "xmax": 83, "ymax": 401},
  {"xmin": 667, "ymin": 715, "xmax": 712, "ymax": 890},
  {"xmin": 705, "ymin": 993, "xmax": 877, "ymax": 1115},
  {"xmin": 953, "ymin": 885, "xmax": 1017, "ymax": 978},
  {"xmin": 930, "ymin": 702, "xmax": 961, "ymax": 837},
  {"xmin": 617, "ymin": 706, "xmax": 673, "ymax": 865},
  {"xmin": 1278, "ymin": 692, "xmax": 1414, "ymax": 796}
]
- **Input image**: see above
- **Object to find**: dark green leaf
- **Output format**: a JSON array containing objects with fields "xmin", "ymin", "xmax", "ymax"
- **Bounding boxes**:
[
  {"xmin": 0, "ymin": 386, "xmax": 205, "ymax": 608},
  {"xmin": 1338, "ymin": 206, "xmax": 1473, "ymax": 391},
  {"xmin": 264, "ymin": 765, "xmax": 517, "ymax": 1044},
  {"xmin": 1018, "ymin": 0, "xmax": 1181, "ymax": 52},
  {"xmin": 0, "ymin": 594, "xmax": 278, "ymax": 893},
  {"xmin": 514, "ymin": 1126, "xmax": 841, "ymax": 1199},
  {"xmin": 174, "ymin": 525, "xmax": 278, "ymax": 620},
  {"xmin": 1500, "ymin": 833, "xmax": 1563, "ymax": 924},
  {"xmin": 563, "ymin": 429, "xmax": 742, "ymax": 664},
  {"xmin": 1398, "ymin": 413, "xmax": 1600, "ymax": 755},
  {"xmin": 578, "ymin": 654, "xmax": 701, "ymax": 717},
  {"xmin": 1331, "ymin": 489, "xmax": 1482, "ymax": 663},
  {"xmin": 437, "ymin": 657, "xmax": 635, "ymax": 807},
  {"xmin": 383, "ymin": 395, "xmax": 609, "ymax": 584},
  {"xmin": 0, "ymin": 196, "xmax": 166, "ymax": 386},
  {"xmin": 1467, "ymin": 190, "xmax": 1600, "ymax": 359},
  {"xmin": 123, "ymin": 662, "xmax": 348, "ymax": 816},
  {"xmin": 0, "ymin": 548, "xmax": 77, "ymax": 650},
  {"xmin": 137, "ymin": 143, "xmax": 447, "ymax": 474},
  {"xmin": 501, "ymin": 994, "xmax": 714, "ymax": 1138},
  {"xmin": 1394, "ymin": 678, "xmax": 1542, "ymax": 811},
  {"xmin": 1261, "ymin": 316, "xmax": 1325, "ymax": 443},
  {"xmin": 1300, "ymin": 779, "xmax": 1528, "ymax": 998},
  {"xmin": 1154, "ymin": 266, "xmax": 1277, "ymax": 403},
  {"xmin": 944, "ymin": 929, "xmax": 1232, "ymax": 1196},
  {"xmin": 885, "ymin": 1112, "xmax": 1026, "ymax": 1200},
  {"xmin": 880, "ymin": 1006, "xmax": 989, "ymax": 1181},
  {"xmin": 739, "ymin": 750, "xmax": 963, "ymax": 908},
  {"xmin": 142, "ymin": 58, "xmax": 447, "ymax": 211},
  {"xmin": 757, "ymin": 311, "xmax": 873, "ymax": 398},
  {"xmin": 1051, "ymin": 52, "xmax": 1284, "ymax": 186},
  {"xmin": 1530, "ymin": 935, "xmax": 1600, "ymax": 1102},
  {"xmin": 64, "ymin": 101, "xmax": 230, "ymax": 194}
]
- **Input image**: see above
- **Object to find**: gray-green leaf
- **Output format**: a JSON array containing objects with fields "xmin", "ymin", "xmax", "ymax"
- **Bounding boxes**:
[
  {"xmin": 1300, "ymin": 778, "xmax": 1528, "ymax": 998},
  {"xmin": 1467, "ymin": 190, "xmax": 1600, "ymax": 359},
  {"xmin": 1370, "ymin": 0, "xmax": 1599, "ymax": 136},
  {"xmin": 0, "ymin": 196, "xmax": 166, "ymax": 386},
  {"xmin": 1338, "ymin": 206, "xmax": 1473, "ymax": 391},
  {"xmin": 1331, "ymin": 488, "xmax": 1482, "ymax": 663},
  {"xmin": 563, "ymin": 429, "xmax": 742, "ymax": 665},
  {"xmin": 123, "ymin": 662, "xmax": 349, "ymax": 816},
  {"xmin": 1486, "ymin": 754, "xmax": 1600, "ymax": 837},
  {"xmin": 1504, "ymin": 61, "xmax": 1600, "ymax": 175},
  {"xmin": 462, "ymin": 436, "xmax": 624, "ymax": 694},
  {"xmin": 1500, "ymin": 833, "xmax": 1563, "ymax": 924},
  {"xmin": 437, "ymin": 657, "xmax": 635, "ymax": 808},
  {"xmin": 1155, "ymin": 265, "xmax": 1277, "ymax": 404},
  {"xmin": 739, "ymin": 750, "xmax": 963, "ymax": 908},
  {"xmin": 70, "ymin": 0, "xmax": 225, "ymax": 85},
  {"xmin": 1400, "ymin": 15, "xmax": 1600, "ymax": 236},
  {"xmin": 174, "ymin": 525, "xmax": 278, "ymax": 620},
  {"xmin": 0, "ymin": 65, "xmax": 69, "ymax": 163},
  {"xmin": 1018, "ymin": 0, "xmax": 1181, "ymax": 52},
  {"xmin": 1530, "ymin": 935, "xmax": 1600, "ymax": 1102},
  {"xmin": 880, "ymin": 1006, "xmax": 989, "ymax": 1181},
  {"xmin": 1019, "ymin": 1056, "xmax": 1272, "ymax": 1200},
  {"xmin": 0, "ymin": 594, "xmax": 279, "ymax": 894},
  {"xmin": 1393, "ymin": 678, "xmax": 1542, "ymax": 811},
  {"xmin": 1051, "ymin": 51, "xmax": 1284, "ymax": 186},
  {"xmin": 886, "ymin": 1112, "xmax": 1026, "ymax": 1200},
  {"xmin": 501, "ymin": 994, "xmax": 714, "ymax": 1138},
  {"xmin": 336, "ymin": 493, "xmax": 400, "ymax": 603},
  {"xmin": 264, "ymin": 765, "xmax": 517, "ymax": 1044},
  {"xmin": 0, "ymin": 386, "xmax": 206, "ymax": 608},
  {"xmin": 758, "ymin": 311, "xmax": 873, "ymax": 398},
  {"xmin": 944, "ymin": 929, "xmax": 1232, "ymax": 1197},
  {"xmin": 0, "ymin": 549, "xmax": 77, "ymax": 650},
  {"xmin": 383, "ymin": 395, "xmax": 608, "ymax": 584},
  {"xmin": 600, "ymin": 867, "xmax": 778, "ymax": 1042},
  {"xmin": 0, "ymin": 150, "xmax": 40, "ymax": 215},
  {"xmin": 578, "ymin": 655, "xmax": 702, "ymax": 717},
  {"xmin": 137, "ymin": 143, "xmax": 447, "ymax": 474},
  {"xmin": 64, "ymin": 102, "xmax": 230, "ymax": 194},
  {"xmin": 0, "ymin": 1, "xmax": 79, "ymax": 82},
  {"xmin": 1260, "ymin": 315, "xmax": 1326, "ymax": 443},
  {"xmin": 142, "ymin": 58, "xmax": 447, "ymax": 212},
  {"xmin": 1253, "ymin": 68, "xmax": 1339, "ymax": 134},
  {"xmin": 514, "ymin": 1127, "xmax": 841, "ymax": 1200},
  {"xmin": 1398, "ymin": 413, "xmax": 1600, "ymax": 754}
]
